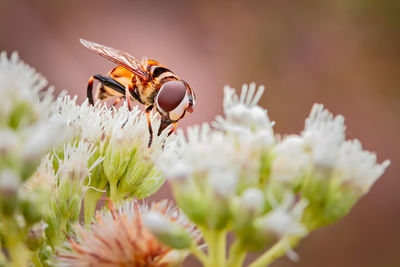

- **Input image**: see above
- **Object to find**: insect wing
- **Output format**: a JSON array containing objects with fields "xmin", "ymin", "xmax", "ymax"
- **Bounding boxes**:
[{"xmin": 80, "ymin": 39, "xmax": 148, "ymax": 78}]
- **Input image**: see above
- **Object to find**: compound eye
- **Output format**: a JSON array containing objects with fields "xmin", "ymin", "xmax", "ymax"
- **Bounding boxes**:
[{"xmin": 156, "ymin": 81, "xmax": 187, "ymax": 112}]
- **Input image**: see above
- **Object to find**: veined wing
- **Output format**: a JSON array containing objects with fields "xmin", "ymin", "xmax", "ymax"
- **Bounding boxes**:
[{"xmin": 80, "ymin": 39, "xmax": 148, "ymax": 78}]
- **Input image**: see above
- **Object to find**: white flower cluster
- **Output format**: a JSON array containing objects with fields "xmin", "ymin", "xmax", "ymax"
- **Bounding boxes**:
[
  {"xmin": 0, "ymin": 52, "xmax": 71, "ymax": 179},
  {"xmin": 52, "ymin": 95, "xmax": 173, "ymax": 158},
  {"xmin": 160, "ymin": 83, "xmax": 275, "ymax": 196},
  {"xmin": 271, "ymin": 103, "xmax": 390, "ymax": 193},
  {"xmin": 0, "ymin": 52, "xmax": 51, "ymax": 122},
  {"xmin": 157, "ymin": 83, "xmax": 390, "ymax": 259}
]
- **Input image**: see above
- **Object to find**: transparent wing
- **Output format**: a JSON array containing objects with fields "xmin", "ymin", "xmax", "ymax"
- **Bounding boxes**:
[{"xmin": 80, "ymin": 39, "xmax": 148, "ymax": 78}]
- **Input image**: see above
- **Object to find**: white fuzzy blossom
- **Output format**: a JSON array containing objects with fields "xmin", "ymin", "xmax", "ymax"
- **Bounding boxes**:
[
  {"xmin": 0, "ymin": 52, "xmax": 52, "ymax": 121},
  {"xmin": 214, "ymin": 83, "xmax": 275, "ymax": 147},
  {"xmin": 260, "ymin": 194, "xmax": 307, "ymax": 238},
  {"xmin": 256, "ymin": 194, "xmax": 308, "ymax": 261},
  {"xmin": 159, "ymin": 124, "xmax": 243, "ymax": 197},
  {"xmin": 238, "ymin": 187, "xmax": 265, "ymax": 215},
  {"xmin": 56, "ymin": 141, "xmax": 103, "ymax": 184},
  {"xmin": 24, "ymin": 154, "xmax": 56, "ymax": 192},
  {"xmin": 272, "ymin": 135, "xmax": 311, "ymax": 182},
  {"xmin": 334, "ymin": 139, "xmax": 390, "ymax": 192},
  {"xmin": 302, "ymin": 104, "xmax": 345, "ymax": 168}
]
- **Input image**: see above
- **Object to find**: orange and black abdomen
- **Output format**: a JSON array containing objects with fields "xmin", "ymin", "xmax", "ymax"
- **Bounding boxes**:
[
  {"xmin": 99, "ymin": 61, "xmax": 180, "ymax": 106},
  {"xmin": 147, "ymin": 60, "xmax": 180, "ymax": 91}
]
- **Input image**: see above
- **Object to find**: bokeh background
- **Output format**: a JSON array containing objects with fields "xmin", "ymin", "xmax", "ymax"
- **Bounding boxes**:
[{"xmin": 1, "ymin": 0, "xmax": 399, "ymax": 266}]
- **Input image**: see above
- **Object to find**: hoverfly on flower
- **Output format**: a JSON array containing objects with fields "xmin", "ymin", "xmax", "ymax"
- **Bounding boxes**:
[{"xmin": 80, "ymin": 39, "xmax": 196, "ymax": 146}]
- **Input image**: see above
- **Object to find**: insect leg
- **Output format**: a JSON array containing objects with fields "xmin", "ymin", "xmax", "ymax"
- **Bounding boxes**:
[
  {"xmin": 87, "ymin": 74, "xmax": 126, "ymax": 105},
  {"xmin": 125, "ymin": 85, "xmax": 133, "ymax": 112},
  {"xmin": 146, "ymin": 105, "xmax": 154, "ymax": 148},
  {"xmin": 87, "ymin": 76, "xmax": 95, "ymax": 105},
  {"xmin": 167, "ymin": 123, "xmax": 178, "ymax": 136},
  {"xmin": 157, "ymin": 118, "xmax": 172, "ymax": 137},
  {"xmin": 112, "ymin": 97, "xmax": 122, "ymax": 107}
]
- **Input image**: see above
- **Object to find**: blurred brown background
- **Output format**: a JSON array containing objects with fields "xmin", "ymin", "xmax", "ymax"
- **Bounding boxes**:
[{"xmin": 1, "ymin": 0, "xmax": 399, "ymax": 266}]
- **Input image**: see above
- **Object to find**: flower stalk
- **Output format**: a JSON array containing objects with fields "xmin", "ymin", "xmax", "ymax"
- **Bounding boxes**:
[
  {"xmin": 227, "ymin": 240, "xmax": 246, "ymax": 267},
  {"xmin": 248, "ymin": 237, "xmax": 301, "ymax": 267},
  {"xmin": 204, "ymin": 229, "xmax": 227, "ymax": 267}
]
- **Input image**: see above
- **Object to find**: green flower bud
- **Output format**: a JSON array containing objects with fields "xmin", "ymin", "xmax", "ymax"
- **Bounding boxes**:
[
  {"xmin": 233, "ymin": 188, "xmax": 265, "ymax": 224},
  {"xmin": 231, "ymin": 189, "xmax": 269, "ymax": 251},
  {"xmin": 26, "ymin": 221, "xmax": 47, "ymax": 250},
  {"xmin": 172, "ymin": 181, "xmax": 208, "ymax": 227},
  {"xmin": 259, "ymin": 151, "xmax": 273, "ymax": 186},
  {"xmin": 117, "ymin": 150, "xmax": 149, "ymax": 194},
  {"xmin": 8, "ymin": 101, "xmax": 35, "ymax": 130},
  {"xmin": 143, "ymin": 211, "xmax": 193, "ymax": 249},
  {"xmin": 103, "ymin": 142, "xmax": 132, "ymax": 186},
  {"xmin": 206, "ymin": 195, "xmax": 231, "ymax": 230},
  {"xmin": 39, "ymin": 245, "xmax": 53, "ymax": 263},
  {"xmin": 20, "ymin": 188, "xmax": 50, "ymax": 224},
  {"xmin": 322, "ymin": 178, "xmax": 361, "ymax": 224},
  {"xmin": 301, "ymin": 167, "xmax": 331, "ymax": 204}
]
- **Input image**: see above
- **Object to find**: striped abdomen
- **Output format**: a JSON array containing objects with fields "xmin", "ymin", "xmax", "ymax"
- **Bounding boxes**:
[
  {"xmin": 147, "ymin": 60, "xmax": 180, "ymax": 90},
  {"xmin": 102, "ymin": 60, "xmax": 181, "ymax": 106}
]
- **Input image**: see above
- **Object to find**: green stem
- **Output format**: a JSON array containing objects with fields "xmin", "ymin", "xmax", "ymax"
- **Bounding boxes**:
[
  {"xmin": 1, "ymin": 217, "xmax": 30, "ymax": 267},
  {"xmin": 32, "ymin": 250, "xmax": 43, "ymax": 267},
  {"xmin": 109, "ymin": 180, "xmax": 120, "ymax": 203},
  {"xmin": 227, "ymin": 240, "xmax": 246, "ymax": 267},
  {"xmin": 204, "ymin": 230, "xmax": 226, "ymax": 267},
  {"xmin": 248, "ymin": 237, "xmax": 301, "ymax": 267},
  {"xmin": 84, "ymin": 189, "xmax": 102, "ymax": 225},
  {"xmin": 8, "ymin": 240, "xmax": 30, "ymax": 267}
]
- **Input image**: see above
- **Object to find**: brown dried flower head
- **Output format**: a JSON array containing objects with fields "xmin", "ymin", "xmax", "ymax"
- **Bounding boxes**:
[{"xmin": 57, "ymin": 200, "xmax": 202, "ymax": 267}]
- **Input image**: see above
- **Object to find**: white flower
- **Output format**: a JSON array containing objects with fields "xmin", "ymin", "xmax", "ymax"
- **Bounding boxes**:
[
  {"xmin": 0, "ymin": 129, "xmax": 18, "ymax": 154},
  {"xmin": 25, "ymin": 154, "xmax": 56, "ymax": 192},
  {"xmin": 0, "ymin": 52, "xmax": 53, "ymax": 121},
  {"xmin": 0, "ymin": 169, "xmax": 20, "ymax": 195},
  {"xmin": 302, "ymin": 104, "xmax": 346, "ymax": 168},
  {"xmin": 334, "ymin": 139, "xmax": 390, "ymax": 192},
  {"xmin": 213, "ymin": 83, "xmax": 275, "ymax": 147},
  {"xmin": 271, "ymin": 135, "xmax": 311, "ymax": 182},
  {"xmin": 56, "ymin": 140, "xmax": 103, "ymax": 183},
  {"xmin": 159, "ymin": 124, "xmax": 244, "ymax": 197},
  {"xmin": 238, "ymin": 187, "xmax": 265, "ymax": 215},
  {"xmin": 260, "ymin": 193, "xmax": 308, "ymax": 238},
  {"xmin": 21, "ymin": 120, "xmax": 72, "ymax": 162}
]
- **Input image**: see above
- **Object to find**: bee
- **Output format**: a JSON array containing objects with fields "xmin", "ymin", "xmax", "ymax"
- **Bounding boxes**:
[{"xmin": 80, "ymin": 39, "xmax": 196, "ymax": 147}]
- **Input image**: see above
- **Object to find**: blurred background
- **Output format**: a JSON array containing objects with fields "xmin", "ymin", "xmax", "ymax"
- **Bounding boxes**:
[{"xmin": 0, "ymin": 0, "xmax": 399, "ymax": 266}]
